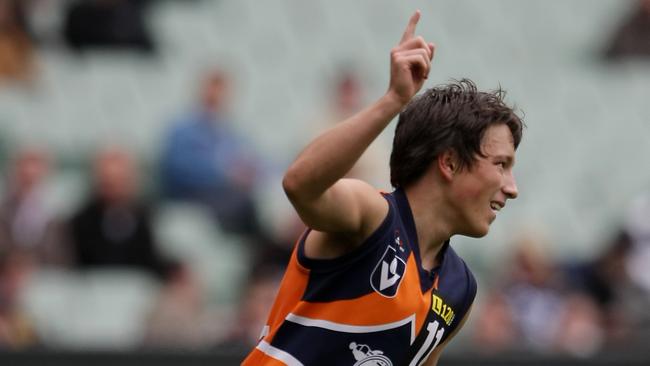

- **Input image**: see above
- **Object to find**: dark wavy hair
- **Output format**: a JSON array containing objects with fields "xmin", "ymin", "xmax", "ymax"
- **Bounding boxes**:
[{"xmin": 390, "ymin": 79, "xmax": 524, "ymax": 188}]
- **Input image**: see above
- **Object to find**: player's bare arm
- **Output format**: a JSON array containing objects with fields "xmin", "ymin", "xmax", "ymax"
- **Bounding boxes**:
[{"xmin": 282, "ymin": 11, "xmax": 435, "ymax": 255}]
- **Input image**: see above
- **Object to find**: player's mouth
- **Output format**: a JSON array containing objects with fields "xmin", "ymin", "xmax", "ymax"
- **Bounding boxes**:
[{"xmin": 490, "ymin": 201, "xmax": 504, "ymax": 213}]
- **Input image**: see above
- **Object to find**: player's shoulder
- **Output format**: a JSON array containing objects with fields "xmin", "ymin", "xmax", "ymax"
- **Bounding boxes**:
[
  {"xmin": 437, "ymin": 245, "xmax": 478, "ymax": 325},
  {"xmin": 441, "ymin": 245, "xmax": 477, "ymax": 293},
  {"xmin": 338, "ymin": 178, "xmax": 387, "ymax": 199},
  {"xmin": 337, "ymin": 178, "xmax": 390, "ymax": 227}
]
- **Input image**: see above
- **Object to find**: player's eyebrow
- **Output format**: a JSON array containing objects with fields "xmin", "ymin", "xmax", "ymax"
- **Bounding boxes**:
[{"xmin": 491, "ymin": 154, "xmax": 515, "ymax": 165}]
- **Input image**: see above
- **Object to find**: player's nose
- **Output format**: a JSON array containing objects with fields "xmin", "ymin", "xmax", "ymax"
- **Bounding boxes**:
[{"xmin": 503, "ymin": 171, "xmax": 518, "ymax": 200}]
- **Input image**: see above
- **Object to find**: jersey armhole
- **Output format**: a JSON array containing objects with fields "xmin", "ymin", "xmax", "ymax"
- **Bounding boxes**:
[{"xmin": 457, "ymin": 267, "xmax": 478, "ymax": 327}]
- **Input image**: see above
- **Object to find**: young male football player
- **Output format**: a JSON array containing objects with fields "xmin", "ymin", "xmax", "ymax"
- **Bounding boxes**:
[{"xmin": 243, "ymin": 10, "xmax": 523, "ymax": 366}]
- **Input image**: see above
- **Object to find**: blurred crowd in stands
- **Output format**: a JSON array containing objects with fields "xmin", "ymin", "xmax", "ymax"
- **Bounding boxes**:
[
  {"xmin": 472, "ymin": 229, "xmax": 650, "ymax": 357},
  {"xmin": 0, "ymin": 0, "xmax": 649, "ymax": 359},
  {"xmin": 0, "ymin": 80, "xmax": 288, "ymax": 350}
]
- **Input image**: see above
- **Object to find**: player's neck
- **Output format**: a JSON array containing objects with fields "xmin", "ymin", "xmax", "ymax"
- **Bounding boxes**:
[{"xmin": 404, "ymin": 183, "xmax": 454, "ymax": 271}]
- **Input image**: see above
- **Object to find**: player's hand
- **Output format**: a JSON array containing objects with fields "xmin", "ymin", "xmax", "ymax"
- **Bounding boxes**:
[{"xmin": 387, "ymin": 11, "xmax": 435, "ymax": 105}]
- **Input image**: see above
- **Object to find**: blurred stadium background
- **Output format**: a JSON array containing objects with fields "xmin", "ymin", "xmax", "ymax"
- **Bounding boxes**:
[{"xmin": 1, "ymin": 0, "xmax": 650, "ymax": 364}]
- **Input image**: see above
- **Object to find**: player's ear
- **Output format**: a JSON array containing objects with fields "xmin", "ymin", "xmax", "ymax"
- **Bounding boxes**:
[{"xmin": 437, "ymin": 150, "xmax": 458, "ymax": 181}]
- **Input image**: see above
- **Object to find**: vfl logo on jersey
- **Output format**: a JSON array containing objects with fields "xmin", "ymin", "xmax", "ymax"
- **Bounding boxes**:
[
  {"xmin": 370, "ymin": 245, "xmax": 406, "ymax": 297},
  {"xmin": 349, "ymin": 342, "xmax": 393, "ymax": 366}
]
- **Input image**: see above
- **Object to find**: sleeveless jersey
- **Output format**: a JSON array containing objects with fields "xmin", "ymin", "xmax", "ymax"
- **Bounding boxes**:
[{"xmin": 242, "ymin": 188, "xmax": 477, "ymax": 366}]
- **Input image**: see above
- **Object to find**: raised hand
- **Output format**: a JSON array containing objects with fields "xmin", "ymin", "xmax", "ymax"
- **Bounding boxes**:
[{"xmin": 387, "ymin": 11, "xmax": 435, "ymax": 105}]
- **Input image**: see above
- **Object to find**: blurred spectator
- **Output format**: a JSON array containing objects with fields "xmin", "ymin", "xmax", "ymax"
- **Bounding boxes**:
[
  {"xmin": 68, "ymin": 146, "xmax": 177, "ymax": 280},
  {"xmin": 0, "ymin": 0, "xmax": 36, "ymax": 83},
  {"xmin": 564, "ymin": 230, "xmax": 635, "ymax": 344},
  {"xmin": 555, "ymin": 293, "xmax": 605, "ymax": 357},
  {"xmin": 312, "ymin": 69, "xmax": 390, "ymax": 189},
  {"xmin": 143, "ymin": 264, "xmax": 224, "ymax": 349},
  {"xmin": 604, "ymin": 0, "xmax": 650, "ymax": 60},
  {"xmin": 473, "ymin": 234, "xmax": 604, "ymax": 356},
  {"xmin": 160, "ymin": 69, "xmax": 266, "ymax": 237},
  {"xmin": 0, "ymin": 252, "xmax": 39, "ymax": 349},
  {"xmin": 621, "ymin": 191, "xmax": 650, "ymax": 344},
  {"xmin": 329, "ymin": 68, "xmax": 364, "ymax": 120},
  {"xmin": 62, "ymin": 0, "xmax": 155, "ymax": 54},
  {"xmin": 473, "ymin": 237, "xmax": 565, "ymax": 353},
  {"xmin": 223, "ymin": 263, "xmax": 285, "ymax": 349},
  {"xmin": 623, "ymin": 192, "xmax": 650, "ymax": 294},
  {"xmin": 472, "ymin": 291, "xmax": 516, "ymax": 354},
  {"xmin": 218, "ymin": 215, "xmax": 296, "ymax": 348},
  {"xmin": 0, "ymin": 148, "xmax": 68, "ymax": 266}
]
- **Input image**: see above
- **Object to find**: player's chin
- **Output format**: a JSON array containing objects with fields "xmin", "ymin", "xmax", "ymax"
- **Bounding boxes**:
[{"xmin": 463, "ymin": 222, "xmax": 491, "ymax": 238}]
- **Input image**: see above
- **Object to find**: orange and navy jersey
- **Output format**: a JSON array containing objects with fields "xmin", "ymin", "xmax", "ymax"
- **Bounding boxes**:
[{"xmin": 243, "ymin": 188, "xmax": 477, "ymax": 366}]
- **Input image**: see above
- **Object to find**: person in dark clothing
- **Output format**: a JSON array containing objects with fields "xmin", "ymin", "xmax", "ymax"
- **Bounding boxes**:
[
  {"xmin": 0, "ymin": 0, "xmax": 36, "ymax": 82},
  {"xmin": 160, "ymin": 69, "xmax": 266, "ymax": 237},
  {"xmin": 604, "ymin": 0, "xmax": 650, "ymax": 60},
  {"xmin": 62, "ymin": 0, "xmax": 155, "ymax": 53},
  {"xmin": 69, "ymin": 146, "xmax": 175, "ymax": 280},
  {"xmin": 565, "ymin": 230, "xmax": 634, "ymax": 343}
]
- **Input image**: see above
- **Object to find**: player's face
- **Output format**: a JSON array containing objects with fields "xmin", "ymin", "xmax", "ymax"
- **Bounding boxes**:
[{"xmin": 451, "ymin": 124, "xmax": 518, "ymax": 237}]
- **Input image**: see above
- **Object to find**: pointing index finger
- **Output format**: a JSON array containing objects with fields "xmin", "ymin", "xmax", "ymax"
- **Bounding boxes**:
[{"xmin": 400, "ymin": 10, "xmax": 421, "ymax": 44}]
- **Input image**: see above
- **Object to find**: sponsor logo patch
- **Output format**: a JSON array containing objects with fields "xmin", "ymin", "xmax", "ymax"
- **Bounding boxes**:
[{"xmin": 350, "ymin": 342, "xmax": 393, "ymax": 366}]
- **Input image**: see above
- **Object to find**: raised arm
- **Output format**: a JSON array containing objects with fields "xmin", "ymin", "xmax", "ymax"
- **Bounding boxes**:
[{"xmin": 282, "ymin": 11, "xmax": 435, "ymax": 245}]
